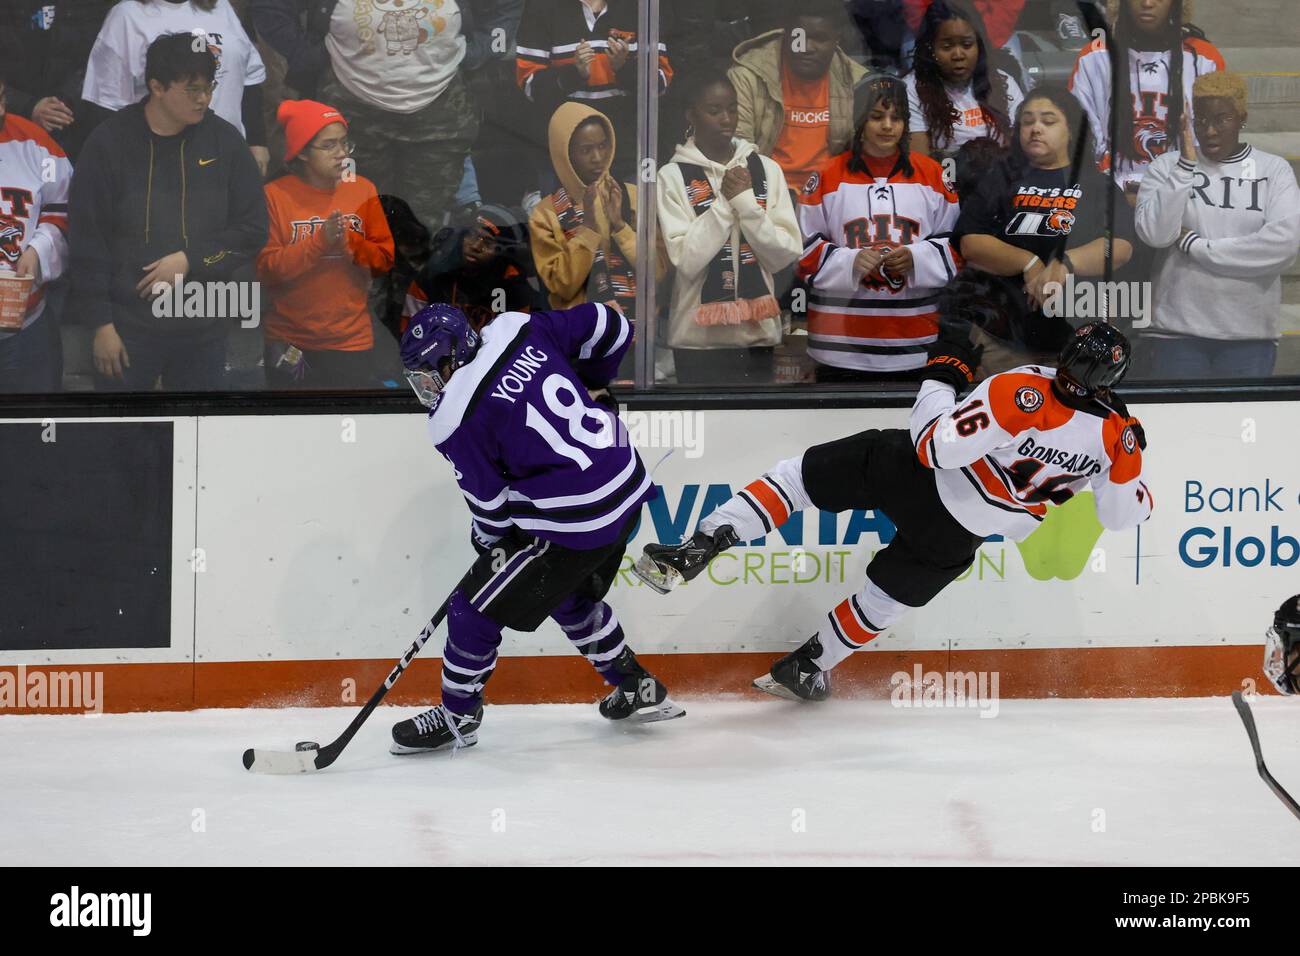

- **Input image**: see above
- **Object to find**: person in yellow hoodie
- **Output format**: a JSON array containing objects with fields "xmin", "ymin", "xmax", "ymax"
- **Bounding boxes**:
[
  {"xmin": 658, "ymin": 72, "xmax": 802, "ymax": 385},
  {"xmin": 528, "ymin": 102, "xmax": 643, "ymax": 323}
]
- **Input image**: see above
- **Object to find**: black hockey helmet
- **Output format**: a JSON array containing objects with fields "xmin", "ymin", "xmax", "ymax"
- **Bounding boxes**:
[
  {"xmin": 1055, "ymin": 322, "xmax": 1131, "ymax": 397},
  {"xmin": 1264, "ymin": 594, "xmax": 1300, "ymax": 695}
]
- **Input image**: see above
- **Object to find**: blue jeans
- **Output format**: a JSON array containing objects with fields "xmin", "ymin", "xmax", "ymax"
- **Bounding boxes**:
[
  {"xmin": 0, "ymin": 316, "xmax": 62, "ymax": 393},
  {"xmin": 1140, "ymin": 336, "xmax": 1278, "ymax": 380},
  {"xmin": 94, "ymin": 325, "xmax": 227, "ymax": 391}
]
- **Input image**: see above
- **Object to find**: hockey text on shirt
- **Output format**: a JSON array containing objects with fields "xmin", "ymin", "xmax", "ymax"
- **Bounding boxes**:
[{"xmin": 49, "ymin": 886, "xmax": 151, "ymax": 936}]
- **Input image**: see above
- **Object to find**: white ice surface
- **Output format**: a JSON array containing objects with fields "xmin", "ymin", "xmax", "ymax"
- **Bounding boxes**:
[{"xmin": 2, "ymin": 697, "xmax": 1297, "ymax": 866}]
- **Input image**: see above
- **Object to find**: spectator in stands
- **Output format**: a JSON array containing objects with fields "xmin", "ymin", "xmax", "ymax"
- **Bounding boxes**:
[
  {"xmin": 251, "ymin": 0, "xmax": 479, "ymax": 232},
  {"xmin": 661, "ymin": 0, "xmax": 756, "ymax": 77},
  {"xmin": 905, "ymin": 0, "xmax": 1023, "ymax": 160},
  {"xmin": 658, "ymin": 72, "xmax": 802, "ymax": 385},
  {"xmin": 797, "ymin": 74, "xmax": 960, "ymax": 383},
  {"xmin": 728, "ymin": 0, "xmax": 867, "ymax": 193},
  {"xmin": 0, "ymin": 72, "xmax": 73, "ymax": 392},
  {"xmin": 902, "ymin": 0, "xmax": 1028, "ymax": 76},
  {"xmin": 845, "ymin": 0, "xmax": 910, "ymax": 73},
  {"xmin": 951, "ymin": 134, "xmax": 1008, "ymax": 202},
  {"xmin": 257, "ymin": 99, "xmax": 394, "ymax": 388},
  {"xmin": 371, "ymin": 193, "xmax": 432, "ymax": 340},
  {"xmin": 82, "ymin": 0, "xmax": 270, "ymax": 175},
  {"xmin": 516, "ymin": 0, "xmax": 672, "ymax": 187},
  {"xmin": 0, "ymin": 0, "xmax": 115, "ymax": 159},
  {"xmin": 401, "ymin": 203, "xmax": 545, "ymax": 333},
  {"xmin": 529, "ymin": 103, "xmax": 645, "ymax": 324},
  {"xmin": 70, "ymin": 35, "xmax": 267, "ymax": 390},
  {"xmin": 1135, "ymin": 71, "xmax": 1300, "ymax": 379},
  {"xmin": 1070, "ymin": 0, "xmax": 1223, "ymax": 204},
  {"xmin": 460, "ymin": 1, "xmax": 530, "ymax": 207},
  {"xmin": 953, "ymin": 83, "xmax": 1134, "ymax": 372}
]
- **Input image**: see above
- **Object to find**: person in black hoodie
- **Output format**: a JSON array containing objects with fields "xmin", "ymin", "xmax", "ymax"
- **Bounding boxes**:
[{"xmin": 69, "ymin": 33, "xmax": 268, "ymax": 390}]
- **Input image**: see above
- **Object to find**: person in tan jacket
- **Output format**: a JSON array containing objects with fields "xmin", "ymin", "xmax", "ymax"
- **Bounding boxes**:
[
  {"xmin": 727, "ymin": 2, "xmax": 868, "ymax": 193},
  {"xmin": 528, "ymin": 102, "xmax": 645, "ymax": 323}
]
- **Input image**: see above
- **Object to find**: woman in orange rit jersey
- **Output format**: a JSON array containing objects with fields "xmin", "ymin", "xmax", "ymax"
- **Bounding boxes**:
[{"xmin": 633, "ymin": 299, "xmax": 1154, "ymax": 701}]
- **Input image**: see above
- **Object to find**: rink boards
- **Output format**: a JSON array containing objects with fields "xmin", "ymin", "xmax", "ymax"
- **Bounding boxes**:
[{"xmin": 0, "ymin": 402, "xmax": 1294, "ymax": 712}]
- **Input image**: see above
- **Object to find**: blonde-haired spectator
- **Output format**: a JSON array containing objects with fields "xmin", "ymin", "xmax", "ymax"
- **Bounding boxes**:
[{"xmin": 1134, "ymin": 70, "xmax": 1300, "ymax": 379}]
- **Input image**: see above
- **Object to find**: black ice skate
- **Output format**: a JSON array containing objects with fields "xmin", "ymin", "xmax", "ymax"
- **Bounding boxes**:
[
  {"xmin": 753, "ymin": 637, "xmax": 831, "ymax": 702},
  {"xmin": 599, "ymin": 648, "xmax": 686, "ymax": 723},
  {"xmin": 632, "ymin": 525, "xmax": 740, "ymax": 594},
  {"xmin": 390, "ymin": 704, "xmax": 483, "ymax": 754}
]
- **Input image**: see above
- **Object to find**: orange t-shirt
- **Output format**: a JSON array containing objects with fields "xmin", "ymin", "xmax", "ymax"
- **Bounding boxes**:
[
  {"xmin": 772, "ymin": 63, "xmax": 832, "ymax": 192},
  {"xmin": 257, "ymin": 174, "xmax": 395, "ymax": 351}
]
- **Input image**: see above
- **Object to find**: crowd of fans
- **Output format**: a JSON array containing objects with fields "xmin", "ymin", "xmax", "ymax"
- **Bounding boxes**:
[{"xmin": 0, "ymin": 0, "xmax": 1296, "ymax": 392}]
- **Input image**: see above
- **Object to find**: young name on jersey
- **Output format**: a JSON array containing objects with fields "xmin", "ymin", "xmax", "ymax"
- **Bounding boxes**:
[{"xmin": 428, "ymin": 303, "xmax": 654, "ymax": 551}]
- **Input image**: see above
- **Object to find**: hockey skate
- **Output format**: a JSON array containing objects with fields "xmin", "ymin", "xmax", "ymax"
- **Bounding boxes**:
[
  {"xmin": 753, "ymin": 637, "xmax": 831, "ymax": 702},
  {"xmin": 598, "ymin": 648, "xmax": 686, "ymax": 723},
  {"xmin": 390, "ymin": 704, "xmax": 483, "ymax": 754},
  {"xmin": 632, "ymin": 525, "xmax": 740, "ymax": 594}
]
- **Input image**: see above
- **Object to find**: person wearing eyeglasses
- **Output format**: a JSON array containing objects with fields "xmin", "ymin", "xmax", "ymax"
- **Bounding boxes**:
[
  {"xmin": 68, "ymin": 33, "xmax": 268, "ymax": 391},
  {"xmin": 256, "ymin": 99, "xmax": 394, "ymax": 389},
  {"xmin": 81, "ymin": 0, "xmax": 270, "ymax": 176}
]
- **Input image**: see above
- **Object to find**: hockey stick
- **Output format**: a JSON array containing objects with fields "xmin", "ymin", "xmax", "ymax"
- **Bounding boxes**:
[
  {"xmin": 242, "ymin": 596, "xmax": 452, "ymax": 775},
  {"xmin": 1230, "ymin": 691, "xmax": 1300, "ymax": 822}
]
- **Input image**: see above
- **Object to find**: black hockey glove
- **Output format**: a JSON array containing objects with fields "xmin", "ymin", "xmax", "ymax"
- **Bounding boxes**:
[
  {"xmin": 587, "ymin": 386, "xmax": 619, "ymax": 416},
  {"xmin": 470, "ymin": 526, "xmax": 500, "ymax": 558},
  {"xmin": 919, "ymin": 321, "xmax": 983, "ymax": 392},
  {"xmin": 1097, "ymin": 389, "xmax": 1147, "ymax": 451}
]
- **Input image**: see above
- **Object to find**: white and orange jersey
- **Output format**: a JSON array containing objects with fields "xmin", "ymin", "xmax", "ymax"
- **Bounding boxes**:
[
  {"xmin": 0, "ymin": 113, "xmax": 71, "ymax": 331},
  {"xmin": 909, "ymin": 366, "xmax": 1153, "ymax": 540},
  {"xmin": 1069, "ymin": 35, "xmax": 1223, "ymax": 189},
  {"xmin": 797, "ymin": 151, "xmax": 960, "ymax": 373}
]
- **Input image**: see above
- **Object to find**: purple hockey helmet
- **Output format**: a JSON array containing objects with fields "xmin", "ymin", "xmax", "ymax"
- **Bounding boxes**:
[{"xmin": 400, "ymin": 303, "xmax": 480, "ymax": 407}]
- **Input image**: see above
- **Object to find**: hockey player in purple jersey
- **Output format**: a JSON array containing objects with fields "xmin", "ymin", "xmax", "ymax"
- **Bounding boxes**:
[{"xmin": 391, "ymin": 301, "xmax": 684, "ymax": 753}]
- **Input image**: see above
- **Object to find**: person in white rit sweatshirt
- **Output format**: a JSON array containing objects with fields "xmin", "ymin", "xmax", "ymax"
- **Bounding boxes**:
[
  {"xmin": 657, "ymin": 72, "xmax": 803, "ymax": 385},
  {"xmin": 1135, "ymin": 71, "xmax": 1300, "ymax": 379}
]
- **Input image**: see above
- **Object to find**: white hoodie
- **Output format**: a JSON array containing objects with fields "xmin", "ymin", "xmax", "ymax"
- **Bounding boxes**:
[{"xmin": 657, "ymin": 138, "xmax": 802, "ymax": 350}]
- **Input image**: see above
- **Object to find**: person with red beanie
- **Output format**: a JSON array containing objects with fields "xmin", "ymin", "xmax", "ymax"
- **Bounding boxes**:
[{"xmin": 257, "ymin": 99, "xmax": 395, "ymax": 389}]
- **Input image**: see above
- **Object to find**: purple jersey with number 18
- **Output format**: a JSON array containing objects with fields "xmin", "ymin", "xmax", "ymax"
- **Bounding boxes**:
[{"xmin": 427, "ymin": 303, "xmax": 654, "ymax": 551}]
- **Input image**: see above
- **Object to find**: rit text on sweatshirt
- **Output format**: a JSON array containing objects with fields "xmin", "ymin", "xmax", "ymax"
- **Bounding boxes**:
[{"xmin": 1135, "ymin": 145, "xmax": 1300, "ymax": 341}]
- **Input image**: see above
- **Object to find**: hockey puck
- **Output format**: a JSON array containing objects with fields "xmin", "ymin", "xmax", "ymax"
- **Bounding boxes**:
[{"xmin": 295, "ymin": 741, "xmax": 320, "ymax": 752}]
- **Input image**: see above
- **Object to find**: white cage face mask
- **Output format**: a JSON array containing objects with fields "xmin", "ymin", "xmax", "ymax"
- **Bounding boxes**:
[
  {"xmin": 1263, "ymin": 626, "xmax": 1298, "ymax": 695},
  {"xmin": 404, "ymin": 368, "xmax": 445, "ymax": 408}
]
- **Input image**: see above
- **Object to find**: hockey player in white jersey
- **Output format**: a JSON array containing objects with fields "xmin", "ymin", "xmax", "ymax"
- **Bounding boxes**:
[{"xmin": 633, "ymin": 294, "xmax": 1153, "ymax": 700}]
